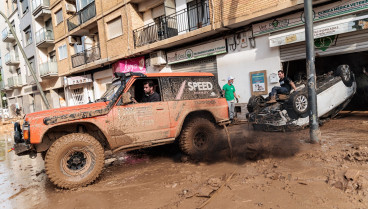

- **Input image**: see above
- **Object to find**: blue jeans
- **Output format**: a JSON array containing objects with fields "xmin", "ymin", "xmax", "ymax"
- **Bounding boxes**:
[
  {"xmin": 227, "ymin": 100, "xmax": 235, "ymax": 119},
  {"xmin": 269, "ymin": 86, "xmax": 289, "ymax": 97}
]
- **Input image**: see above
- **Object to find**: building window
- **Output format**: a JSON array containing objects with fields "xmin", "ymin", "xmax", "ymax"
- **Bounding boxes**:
[
  {"xmin": 49, "ymin": 51, "xmax": 56, "ymax": 62},
  {"xmin": 16, "ymin": 68, "xmax": 21, "ymax": 76},
  {"xmin": 28, "ymin": 57, "xmax": 35, "ymax": 75},
  {"xmin": 24, "ymin": 26, "xmax": 32, "ymax": 46},
  {"xmin": 58, "ymin": 44, "xmax": 68, "ymax": 60},
  {"xmin": 20, "ymin": 0, "xmax": 29, "ymax": 15},
  {"xmin": 107, "ymin": 17, "xmax": 123, "ymax": 40},
  {"xmin": 55, "ymin": 9, "xmax": 63, "ymax": 25}
]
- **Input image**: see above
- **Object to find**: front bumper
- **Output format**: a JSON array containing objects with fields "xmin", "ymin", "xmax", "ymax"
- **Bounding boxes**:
[
  {"xmin": 13, "ymin": 143, "xmax": 33, "ymax": 156},
  {"xmin": 13, "ymin": 122, "xmax": 33, "ymax": 156}
]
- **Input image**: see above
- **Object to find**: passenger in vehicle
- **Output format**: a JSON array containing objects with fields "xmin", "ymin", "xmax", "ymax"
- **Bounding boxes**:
[
  {"xmin": 141, "ymin": 80, "xmax": 161, "ymax": 102},
  {"xmin": 267, "ymin": 70, "xmax": 297, "ymax": 104}
]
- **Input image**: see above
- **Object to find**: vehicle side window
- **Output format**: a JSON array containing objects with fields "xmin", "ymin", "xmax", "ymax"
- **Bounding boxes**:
[
  {"xmin": 160, "ymin": 77, "xmax": 221, "ymax": 101},
  {"xmin": 119, "ymin": 78, "xmax": 162, "ymax": 105}
]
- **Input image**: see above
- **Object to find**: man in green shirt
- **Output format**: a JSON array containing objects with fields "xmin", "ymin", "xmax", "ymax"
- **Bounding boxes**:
[{"xmin": 222, "ymin": 76, "xmax": 238, "ymax": 121}]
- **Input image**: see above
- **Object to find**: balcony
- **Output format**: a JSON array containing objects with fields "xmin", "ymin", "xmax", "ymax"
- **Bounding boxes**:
[
  {"xmin": 67, "ymin": 1, "xmax": 96, "ymax": 32},
  {"xmin": 133, "ymin": 2, "xmax": 210, "ymax": 48},
  {"xmin": 2, "ymin": 28, "xmax": 15, "ymax": 42},
  {"xmin": 35, "ymin": 28, "xmax": 54, "ymax": 48},
  {"xmin": 39, "ymin": 61, "xmax": 58, "ymax": 78},
  {"xmin": 71, "ymin": 45, "xmax": 101, "ymax": 68},
  {"xmin": 4, "ymin": 52, "xmax": 20, "ymax": 66},
  {"xmin": 7, "ymin": 76, "xmax": 23, "ymax": 88},
  {"xmin": 32, "ymin": 0, "xmax": 51, "ymax": 21}
]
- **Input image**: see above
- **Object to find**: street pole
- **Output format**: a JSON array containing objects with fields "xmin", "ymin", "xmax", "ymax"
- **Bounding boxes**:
[
  {"xmin": 304, "ymin": 0, "xmax": 320, "ymax": 143},
  {"xmin": 0, "ymin": 11, "xmax": 50, "ymax": 109},
  {"xmin": 0, "ymin": 91, "xmax": 4, "ymax": 123}
]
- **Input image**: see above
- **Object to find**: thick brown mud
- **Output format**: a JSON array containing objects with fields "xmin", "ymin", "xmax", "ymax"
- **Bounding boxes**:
[{"xmin": 1, "ymin": 112, "xmax": 367, "ymax": 209}]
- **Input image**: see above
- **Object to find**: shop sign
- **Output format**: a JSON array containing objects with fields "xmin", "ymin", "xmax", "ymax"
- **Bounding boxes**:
[
  {"xmin": 67, "ymin": 74, "xmax": 92, "ymax": 86},
  {"xmin": 314, "ymin": 35, "xmax": 337, "ymax": 51},
  {"xmin": 269, "ymin": 14, "xmax": 368, "ymax": 47},
  {"xmin": 113, "ymin": 56, "xmax": 146, "ymax": 74},
  {"xmin": 253, "ymin": 0, "xmax": 368, "ymax": 37},
  {"xmin": 167, "ymin": 39, "xmax": 227, "ymax": 64}
]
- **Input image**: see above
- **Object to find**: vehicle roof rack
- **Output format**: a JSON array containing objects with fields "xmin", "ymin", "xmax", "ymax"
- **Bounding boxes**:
[{"xmin": 114, "ymin": 72, "xmax": 147, "ymax": 79}]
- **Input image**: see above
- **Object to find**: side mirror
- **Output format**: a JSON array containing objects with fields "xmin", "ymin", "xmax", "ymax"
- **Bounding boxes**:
[{"xmin": 121, "ymin": 92, "xmax": 132, "ymax": 105}]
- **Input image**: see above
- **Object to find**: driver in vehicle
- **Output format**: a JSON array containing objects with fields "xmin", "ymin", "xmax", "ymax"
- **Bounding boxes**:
[
  {"xmin": 267, "ymin": 70, "xmax": 297, "ymax": 104},
  {"xmin": 141, "ymin": 80, "xmax": 161, "ymax": 102}
]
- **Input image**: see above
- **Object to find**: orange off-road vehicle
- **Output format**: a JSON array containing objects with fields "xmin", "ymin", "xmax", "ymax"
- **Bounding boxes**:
[{"xmin": 13, "ymin": 72, "xmax": 229, "ymax": 189}]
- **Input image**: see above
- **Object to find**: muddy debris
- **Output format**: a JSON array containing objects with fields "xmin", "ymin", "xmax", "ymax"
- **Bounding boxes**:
[{"xmin": 344, "ymin": 146, "xmax": 368, "ymax": 162}]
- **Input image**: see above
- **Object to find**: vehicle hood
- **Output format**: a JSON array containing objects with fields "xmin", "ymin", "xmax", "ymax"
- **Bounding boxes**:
[{"xmin": 25, "ymin": 102, "xmax": 110, "ymax": 121}]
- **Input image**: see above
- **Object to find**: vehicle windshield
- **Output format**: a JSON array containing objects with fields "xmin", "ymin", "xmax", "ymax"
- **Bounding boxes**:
[{"xmin": 97, "ymin": 80, "xmax": 121, "ymax": 102}]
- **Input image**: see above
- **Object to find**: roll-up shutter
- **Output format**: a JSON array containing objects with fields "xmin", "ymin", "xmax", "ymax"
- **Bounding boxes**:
[
  {"xmin": 170, "ymin": 56, "xmax": 218, "ymax": 76},
  {"xmin": 280, "ymin": 29, "xmax": 368, "ymax": 62}
]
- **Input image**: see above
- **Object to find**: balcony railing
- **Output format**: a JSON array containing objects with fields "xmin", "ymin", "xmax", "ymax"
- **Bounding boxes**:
[
  {"xmin": 0, "ymin": 81, "xmax": 5, "ymax": 90},
  {"xmin": 32, "ymin": 0, "xmax": 50, "ymax": 13},
  {"xmin": 7, "ymin": 76, "xmax": 23, "ymax": 88},
  {"xmin": 35, "ymin": 28, "xmax": 54, "ymax": 46},
  {"xmin": 133, "ymin": 2, "xmax": 210, "ymax": 48},
  {"xmin": 39, "ymin": 61, "xmax": 58, "ymax": 77},
  {"xmin": 2, "ymin": 28, "xmax": 15, "ymax": 42},
  {"xmin": 67, "ymin": 1, "xmax": 96, "ymax": 32},
  {"xmin": 4, "ymin": 52, "xmax": 20, "ymax": 66},
  {"xmin": 71, "ymin": 45, "xmax": 101, "ymax": 68}
]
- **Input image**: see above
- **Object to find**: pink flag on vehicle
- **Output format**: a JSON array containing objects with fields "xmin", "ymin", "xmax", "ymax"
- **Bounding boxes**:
[{"xmin": 113, "ymin": 56, "xmax": 146, "ymax": 74}]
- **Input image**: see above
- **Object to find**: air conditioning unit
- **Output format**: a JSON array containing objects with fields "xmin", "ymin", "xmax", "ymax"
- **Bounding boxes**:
[
  {"xmin": 150, "ymin": 50, "xmax": 166, "ymax": 66},
  {"xmin": 68, "ymin": 36, "xmax": 81, "ymax": 45},
  {"xmin": 65, "ymin": 3, "xmax": 76, "ymax": 14}
]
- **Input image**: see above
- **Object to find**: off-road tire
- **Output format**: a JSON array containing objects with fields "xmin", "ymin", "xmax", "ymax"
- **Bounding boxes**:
[
  {"xmin": 335, "ymin": 64, "xmax": 353, "ymax": 87},
  {"xmin": 247, "ymin": 95, "xmax": 265, "ymax": 113},
  {"xmin": 45, "ymin": 133, "xmax": 105, "ymax": 189},
  {"xmin": 179, "ymin": 118, "xmax": 216, "ymax": 157}
]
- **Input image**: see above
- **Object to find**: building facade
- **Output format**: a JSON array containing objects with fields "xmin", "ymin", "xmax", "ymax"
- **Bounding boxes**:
[
  {"xmin": 1, "ymin": 0, "xmax": 367, "ymax": 117},
  {"xmin": 0, "ymin": 0, "xmax": 64, "ymax": 117}
]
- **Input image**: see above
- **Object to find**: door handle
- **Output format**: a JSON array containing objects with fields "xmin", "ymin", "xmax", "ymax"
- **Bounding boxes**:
[{"xmin": 156, "ymin": 107, "xmax": 164, "ymax": 110}]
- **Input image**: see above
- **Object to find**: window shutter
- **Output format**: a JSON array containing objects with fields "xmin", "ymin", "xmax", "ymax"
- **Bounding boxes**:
[{"xmin": 107, "ymin": 17, "xmax": 123, "ymax": 39}]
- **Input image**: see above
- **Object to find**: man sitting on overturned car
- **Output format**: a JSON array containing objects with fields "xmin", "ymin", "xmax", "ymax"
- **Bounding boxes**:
[
  {"xmin": 267, "ymin": 70, "xmax": 297, "ymax": 104},
  {"xmin": 141, "ymin": 80, "xmax": 161, "ymax": 102}
]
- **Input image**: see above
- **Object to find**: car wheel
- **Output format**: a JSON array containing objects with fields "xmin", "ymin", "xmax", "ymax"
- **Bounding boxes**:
[
  {"xmin": 247, "ymin": 95, "xmax": 265, "ymax": 113},
  {"xmin": 45, "ymin": 133, "xmax": 105, "ymax": 189},
  {"xmin": 288, "ymin": 91, "xmax": 309, "ymax": 117},
  {"xmin": 179, "ymin": 118, "xmax": 216, "ymax": 157},
  {"xmin": 335, "ymin": 64, "xmax": 353, "ymax": 87}
]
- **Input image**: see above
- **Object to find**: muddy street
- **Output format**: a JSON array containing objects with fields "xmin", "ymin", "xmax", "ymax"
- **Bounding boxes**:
[{"xmin": 1, "ymin": 112, "xmax": 368, "ymax": 209}]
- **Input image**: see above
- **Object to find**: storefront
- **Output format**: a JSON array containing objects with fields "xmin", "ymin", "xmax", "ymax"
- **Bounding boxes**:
[
  {"xmin": 252, "ymin": 0, "xmax": 368, "ymax": 109},
  {"xmin": 166, "ymin": 39, "xmax": 227, "ymax": 77},
  {"xmin": 65, "ymin": 75, "xmax": 94, "ymax": 106},
  {"xmin": 93, "ymin": 69, "xmax": 114, "ymax": 101}
]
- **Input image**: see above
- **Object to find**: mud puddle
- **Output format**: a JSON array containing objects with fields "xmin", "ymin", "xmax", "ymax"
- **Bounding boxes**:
[{"xmin": 0, "ymin": 113, "xmax": 368, "ymax": 209}]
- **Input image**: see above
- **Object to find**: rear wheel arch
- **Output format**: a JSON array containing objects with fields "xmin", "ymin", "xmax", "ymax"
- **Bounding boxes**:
[
  {"xmin": 176, "ymin": 110, "xmax": 217, "ymax": 138},
  {"xmin": 37, "ymin": 122, "xmax": 111, "ymax": 153}
]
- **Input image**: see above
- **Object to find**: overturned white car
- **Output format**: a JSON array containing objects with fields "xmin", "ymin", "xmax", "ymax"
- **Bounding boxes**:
[{"xmin": 247, "ymin": 65, "xmax": 356, "ymax": 131}]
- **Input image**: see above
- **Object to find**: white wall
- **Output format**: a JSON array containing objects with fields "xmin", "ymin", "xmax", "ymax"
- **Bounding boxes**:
[{"xmin": 217, "ymin": 34, "xmax": 281, "ymax": 103}]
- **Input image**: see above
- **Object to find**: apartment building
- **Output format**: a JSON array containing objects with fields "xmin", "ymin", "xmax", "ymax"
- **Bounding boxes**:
[
  {"xmin": 0, "ymin": 0, "xmax": 27, "ymax": 117},
  {"xmin": 48, "ymin": 0, "xmax": 330, "ymax": 113},
  {"xmin": 2, "ymin": 0, "xmax": 367, "ymax": 115},
  {"xmin": 0, "ymin": 0, "xmax": 64, "ymax": 117}
]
